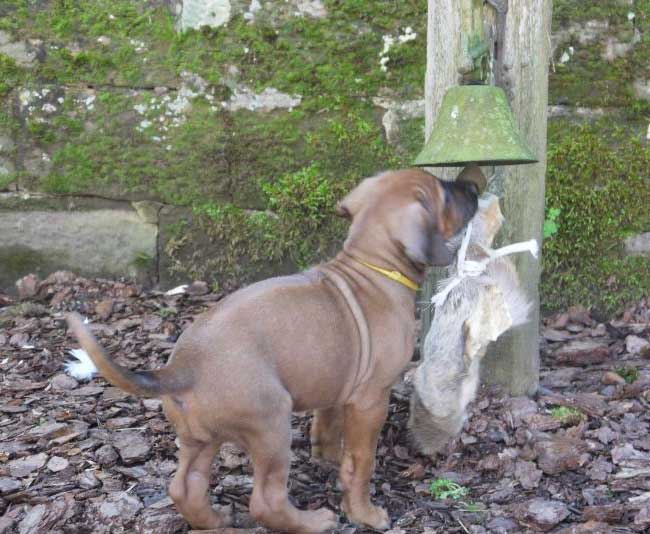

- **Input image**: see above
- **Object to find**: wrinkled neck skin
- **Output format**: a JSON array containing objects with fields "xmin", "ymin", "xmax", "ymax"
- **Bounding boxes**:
[{"xmin": 337, "ymin": 219, "xmax": 428, "ymax": 290}]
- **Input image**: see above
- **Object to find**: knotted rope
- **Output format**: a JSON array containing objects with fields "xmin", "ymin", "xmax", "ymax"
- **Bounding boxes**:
[{"xmin": 431, "ymin": 221, "xmax": 539, "ymax": 308}]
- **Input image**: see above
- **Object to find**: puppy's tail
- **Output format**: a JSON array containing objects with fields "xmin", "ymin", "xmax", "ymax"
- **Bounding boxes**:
[{"xmin": 65, "ymin": 312, "xmax": 190, "ymax": 398}]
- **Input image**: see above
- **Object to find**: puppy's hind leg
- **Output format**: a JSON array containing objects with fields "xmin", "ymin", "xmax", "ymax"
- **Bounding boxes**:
[
  {"xmin": 311, "ymin": 406, "xmax": 344, "ymax": 465},
  {"xmin": 247, "ymin": 397, "xmax": 338, "ymax": 533},
  {"xmin": 168, "ymin": 439, "xmax": 231, "ymax": 529}
]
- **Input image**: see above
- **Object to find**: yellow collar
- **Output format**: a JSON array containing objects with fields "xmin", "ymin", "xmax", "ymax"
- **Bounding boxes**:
[{"xmin": 352, "ymin": 258, "xmax": 420, "ymax": 291}]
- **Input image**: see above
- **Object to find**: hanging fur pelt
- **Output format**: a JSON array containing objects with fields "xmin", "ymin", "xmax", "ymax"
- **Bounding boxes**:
[{"xmin": 409, "ymin": 193, "xmax": 537, "ymax": 455}]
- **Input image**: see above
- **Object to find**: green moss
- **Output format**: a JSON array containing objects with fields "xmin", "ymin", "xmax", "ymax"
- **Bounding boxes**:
[
  {"xmin": 549, "ymin": 42, "xmax": 637, "ymax": 107},
  {"xmin": 41, "ymin": 0, "xmax": 154, "ymax": 40},
  {"xmin": 41, "ymin": 91, "xmax": 403, "ymax": 198},
  {"xmin": 10, "ymin": 0, "xmax": 424, "ymax": 207},
  {"xmin": 27, "ymin": 120, "xmax": 56, "ymax": 144},
  {"xmin": 549, "ymin": 0, "xmax": 650, "ymax": 109},
  {"xmin": 261, "ymin": 163, "xmax": 339, "ymax": 267},
  {"xmin": 552, "ymin": 1, "xmax": 632, "ymax": 27},
  {"xmin": 542, "ymin": 120, "xmax": 650, "ymax": 314},
  {"xmin": 2, "ymin": 1, "xmax": 174, "ymax": 87},
  {"xmin": 0, "ymin": 53, "xmax": 24, "ymax": 96},
  {"xmin": 3, "ymin": 0, "xmax": 425, "ymax": 97},
  {"xmin": 50, "ymin": 114, "xmax": 84, "ymax": 137},
  {"xmin": 161, "ymin": 1, "xmax": 426, "ymax": 101},
  {"xmin": 7, "ymin": 0, "xmax": 424, "ymax": 204},
  {"xmin": 0, "ymin": 107, "xmax": 19, "ymax": 129},
  {"xmin": 397, "ymin": 117, "xmax": 426, "ymax": 157},
  {"xmin": 163, "ymin": 106, "xmax": 412, "ymax": 288}
]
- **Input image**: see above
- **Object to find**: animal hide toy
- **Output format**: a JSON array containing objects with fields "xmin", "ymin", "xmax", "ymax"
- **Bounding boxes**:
[{"xmin": 409, "ymin": 193, "xmax": 538, "ymax": 455}]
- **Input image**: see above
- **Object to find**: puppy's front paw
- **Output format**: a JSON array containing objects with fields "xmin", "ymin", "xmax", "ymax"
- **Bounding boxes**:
[
  {"xmin": 343, "ymin": 502, "xmax": 391, "ymax": 530},
  {"xmin": 298, "ymin": 507, "xmax": 339, "ymax": 533}
]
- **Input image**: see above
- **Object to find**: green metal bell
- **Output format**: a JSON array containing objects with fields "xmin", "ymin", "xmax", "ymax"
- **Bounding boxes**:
[{"xmin": 413, "ymin": 85, "xmax": 538, "ymax": 167}]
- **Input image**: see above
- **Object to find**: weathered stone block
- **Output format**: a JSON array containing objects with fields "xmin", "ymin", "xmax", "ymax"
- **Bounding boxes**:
[
  {"xmin": 625, "ymin": 232, "xmax": 650, "ymax": 256},
  {"xmin": 0, "ymin": 33, "xmax": 39, "ymax": 68},
  {"xmin": 0, "ymin": 157, "xmax": 15, "ymax": 176},
  {"xmin": 633, "ymin": 79, "xmax": 650, "ymax": 101},
  {"xmin": 0, "ymin": 194, "xmax": 156, "ymax": 292},
  {"xmin": 177, "ymin": 0, "xmax": 232, "ymax": 31}
]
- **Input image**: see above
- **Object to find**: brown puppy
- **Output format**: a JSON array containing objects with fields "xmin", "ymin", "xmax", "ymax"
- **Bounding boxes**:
[{"xmin": 65, "ymin": 168, "xmax": 478, "ymax": 533}]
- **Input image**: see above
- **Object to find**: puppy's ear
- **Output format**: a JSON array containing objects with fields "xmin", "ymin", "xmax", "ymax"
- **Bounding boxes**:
[
  {"xmin": 399, "ymin": 203, "xmax": 431, "ymax": 264},
  {"xmin": 334, "ymin": 201, "xmax": 352, "ymax": 219},
  {"xmin": 335, "ymin": 177, "xmax": 377, "ymax": 220},
  {"xmin": 399, "ymin": 200, "xmax": 455, "ymax": 267},
  {"xmin": 417, "ymin": 190, "xmax": 456, "ymax": 266},
  {"xmin": 440, "ymin": 180, "xmax": 479, "ymax": 239},
  {"xmin": 456, "ymin": 165, "xmax": 487, "ymax": 196}
]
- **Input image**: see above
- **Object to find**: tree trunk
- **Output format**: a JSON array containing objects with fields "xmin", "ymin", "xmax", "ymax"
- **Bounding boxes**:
[{"xmin": 421, "ymin": 0, "xmax": 552, "ymax": 395}]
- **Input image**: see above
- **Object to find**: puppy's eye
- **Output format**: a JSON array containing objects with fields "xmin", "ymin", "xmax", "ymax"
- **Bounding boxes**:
[
  {"xmin": 464, "ymin": 182, "xmax": 479, "ymax": 197},
  {"xmin": 415, "ymin": 190, "xmax": 432, "ymax": 213},
  {"xmin": 443, "ymin": 188, "xmax": 451, "ymax": 207}
]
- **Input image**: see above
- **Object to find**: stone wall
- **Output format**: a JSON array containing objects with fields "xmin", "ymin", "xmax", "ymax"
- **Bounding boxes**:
[
  {"xmin": 542, "ymin": 0, "xmax": 650, "ymax": 313},
  {"xmin": 0, "ymin": 0, "xmax": 649, "ymax": 308},
  {"xmin": 0, "ymin": 0, "xmax": 427, "ymax": 292},
  {"xmin": 0, "ymin": 194, "xmax": 157, "ymax": 289},
  {"xmin": 551, "ymin": 1, "xmax": 650, "ymax": 110}
]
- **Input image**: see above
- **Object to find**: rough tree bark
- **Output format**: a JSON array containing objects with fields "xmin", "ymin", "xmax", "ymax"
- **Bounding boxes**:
[{"xmin": 421, "ymin": 0, "xmax": 553, "ymax": 395}]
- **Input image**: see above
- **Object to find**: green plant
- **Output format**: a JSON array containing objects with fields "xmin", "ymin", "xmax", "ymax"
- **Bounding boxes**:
[
  {"xmin": 0, "ymin": 172, "xmax": 17, "ymax": 190},
  {"xmin": 543, "ymin": 207, "xmax": 561, "ymax": 239},
  {"xmin": 264, "ymin": 164, "xmax": 335, "ymax": 225},
  {"xmin": 550, "ymin": 406, "xmax": 584, "ymax": 423},
  {"xmin": 430, "ymin": 479, "xmax": 470, "ymax": 500},
  {"xmin": 459, "ymin": 501, "xmax": 485, "ymax": 513},
  {"xmin": 132, "ymin": 252, "xmax": 154, "ymax": 269},
  {"xmin": 157, "ymin": 307, "xmax": 176, "ymax": 319},
  {"xmin": 616, "ymin": 366, "xmax": 639, "ymax": 384}
]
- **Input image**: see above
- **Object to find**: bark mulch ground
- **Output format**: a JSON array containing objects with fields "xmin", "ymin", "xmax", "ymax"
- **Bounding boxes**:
[{"xmin": 1, "ymin": 271, "xmax": 649, "ymax": 533}]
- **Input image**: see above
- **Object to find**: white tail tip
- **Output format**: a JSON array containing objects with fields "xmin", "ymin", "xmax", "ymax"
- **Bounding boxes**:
[{"xmin": 65, "ymin": 348, "xmax": 98, "ymax": 381}]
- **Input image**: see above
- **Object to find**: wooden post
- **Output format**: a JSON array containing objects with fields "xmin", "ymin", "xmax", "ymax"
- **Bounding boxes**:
[{"xmin": 421, "ymin": 0, "xmax": 552, "ymax": 395}]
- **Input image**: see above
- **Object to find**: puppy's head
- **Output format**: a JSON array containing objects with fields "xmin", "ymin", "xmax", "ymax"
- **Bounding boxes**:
[{"xmin": 337, "ymin": 168, "xmax": 479, "ymax": 267}]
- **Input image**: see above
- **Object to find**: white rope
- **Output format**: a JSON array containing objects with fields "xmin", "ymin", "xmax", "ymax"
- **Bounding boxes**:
[{"xmin": 431, "ymin": 222, "xmax": 539, "ymax": 308}]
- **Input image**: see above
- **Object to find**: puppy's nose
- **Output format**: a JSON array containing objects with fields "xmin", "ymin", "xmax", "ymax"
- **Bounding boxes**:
[{"xmin": 431, "ymin": 236, "xmax": 455, "ymax": 266}]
